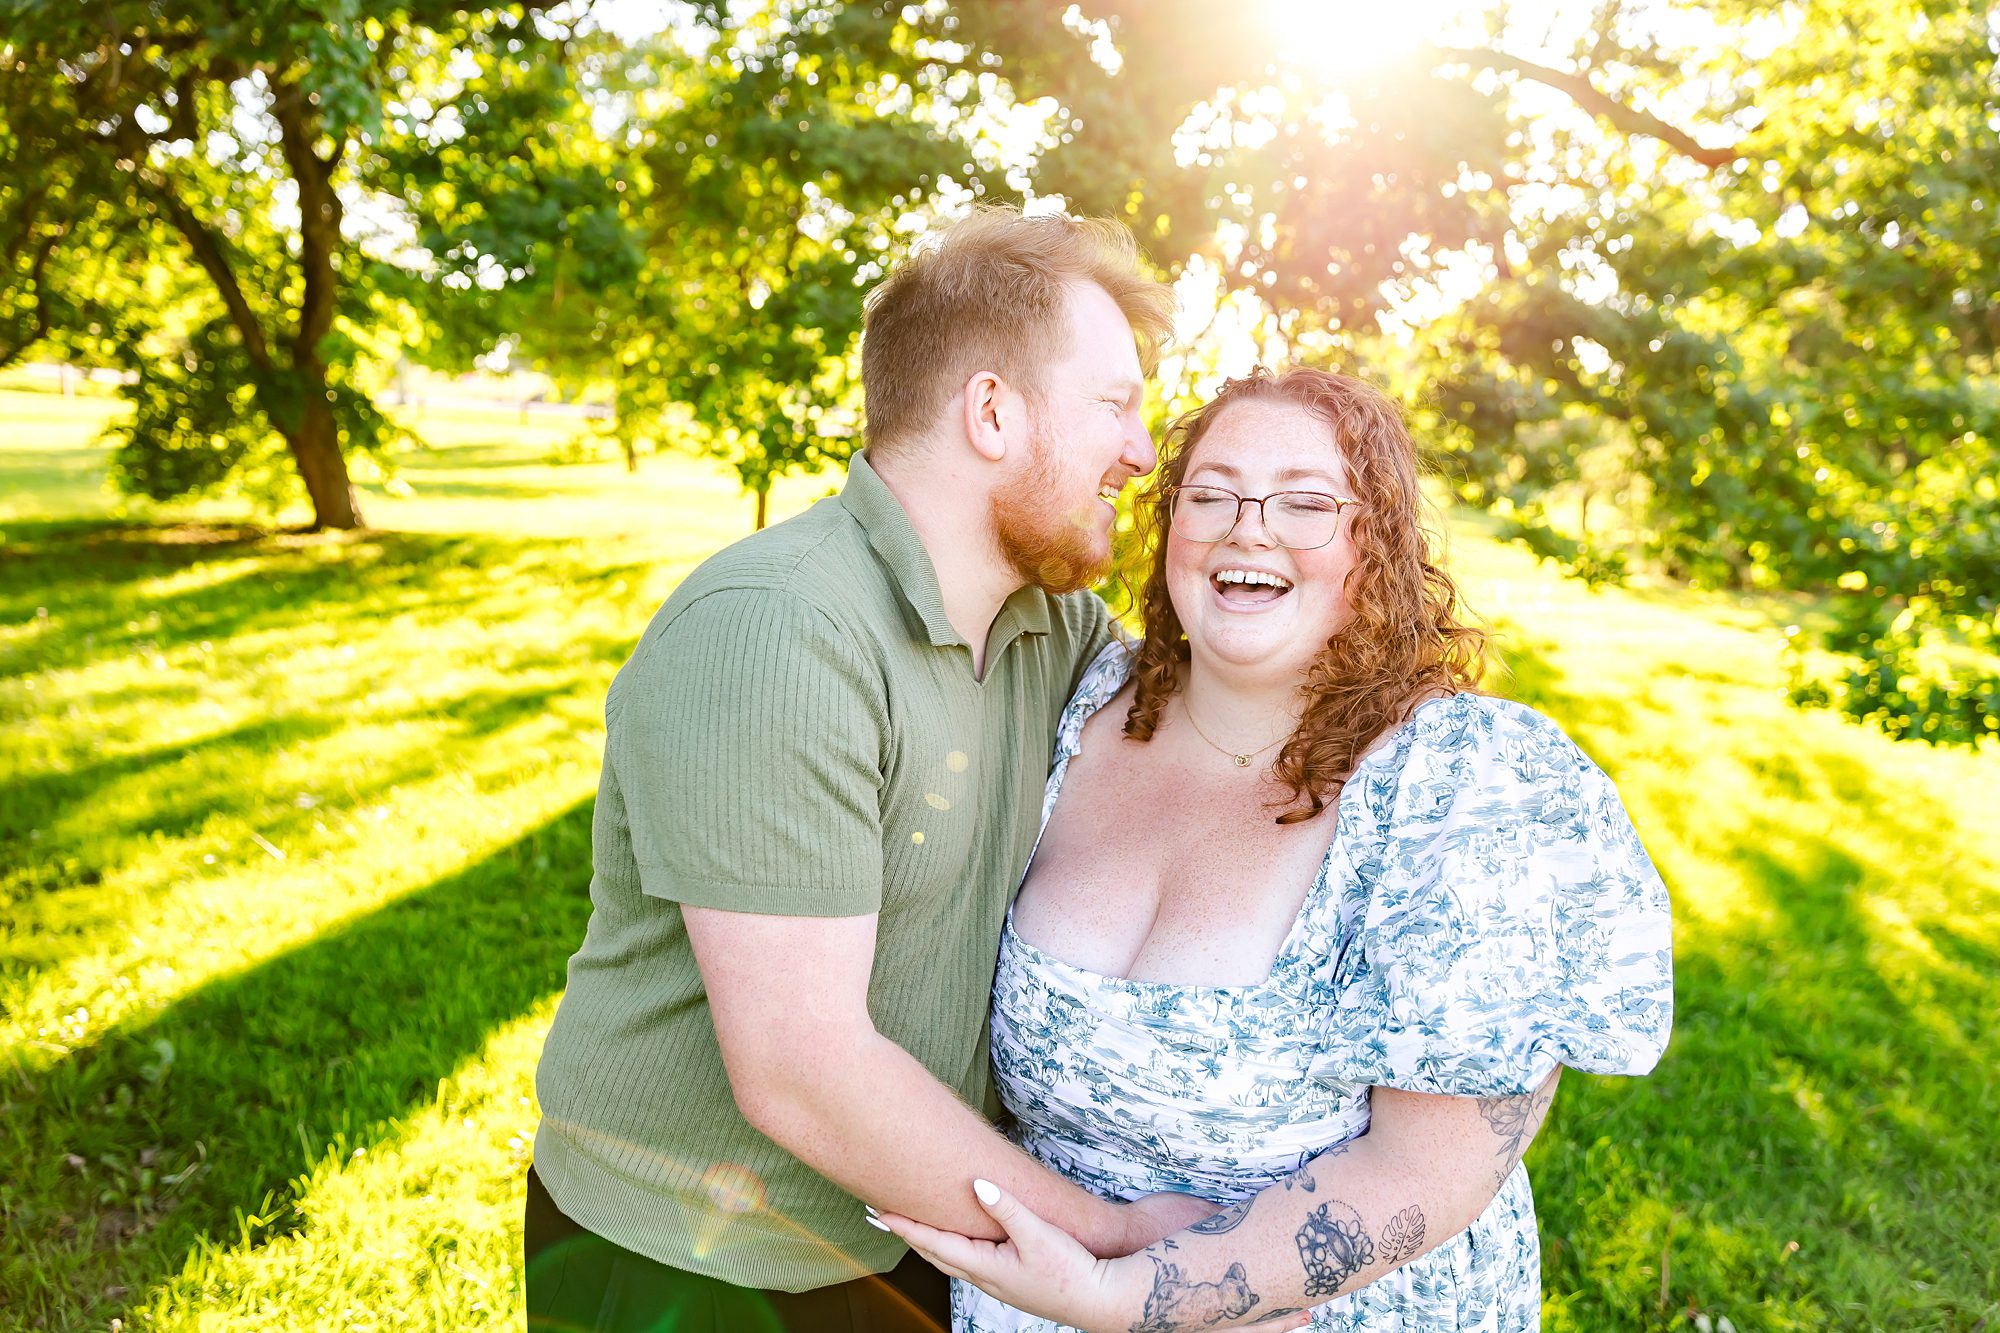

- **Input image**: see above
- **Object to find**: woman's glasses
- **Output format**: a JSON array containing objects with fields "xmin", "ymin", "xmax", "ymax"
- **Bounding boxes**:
[{"xmin": 1165, "ymin": 484, "xmax": 1362, "ymax": 551}]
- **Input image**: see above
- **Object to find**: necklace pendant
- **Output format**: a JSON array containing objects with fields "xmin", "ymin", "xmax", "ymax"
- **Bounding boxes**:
[{"xmin": 1233, "ymin": 754, "xmax": 1250, "ymax": 767}]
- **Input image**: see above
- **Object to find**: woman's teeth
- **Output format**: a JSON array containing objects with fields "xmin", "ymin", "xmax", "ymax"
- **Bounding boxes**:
[
  {"xmin": 1211, "ymin": 568, "xmax": 1293, "ymax": 605},
  {"xmin": 1213, "ymin": 569, "xmax": 1293, "ymax": 591}
]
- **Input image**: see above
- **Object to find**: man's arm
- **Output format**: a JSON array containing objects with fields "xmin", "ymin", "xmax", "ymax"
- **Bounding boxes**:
[
  {"xmin": 684, "ymin": 905, "xmax": 1205, "ymax": 1256},
  {"xmin": 868, "ymin": 1072, "xmax": 1562, "ymax": 1332},
  {"xmin": 620, "ymin": 588, "xmax": 1203, "ymax": 1257}
]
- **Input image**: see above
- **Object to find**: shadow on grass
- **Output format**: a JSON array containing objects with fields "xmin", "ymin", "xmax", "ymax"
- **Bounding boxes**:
[
  {"xmin": 1529, "ymin": 844, "xmax": 1982, "ymax": 1327},
  {"xmin": 3, "ymin": 715, "xmax": 342, "ymax": 839},
  {"xmin": 0, "ymin": 520, "xmax": 649, "ymax": 678},
  {"xmin": 0, "ymin": 801, "xmax": 596, "ymax": 1330},
  {"xmin": 1, "ymin": 522, "xmax": 643, "ymax": 972},
  {"xmin": 1489, "ymin": 623, "xmax": 2000, "ymax": 1326},
  {"xmin": 1484, "ymin": 615, "xmax": 1669, "ymax": 781},
  {"xmin": 0, "ymin": 667, "xmax": 600, "ymax": 962}
]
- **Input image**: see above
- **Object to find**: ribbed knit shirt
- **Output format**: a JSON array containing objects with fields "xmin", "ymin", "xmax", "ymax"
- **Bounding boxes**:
[{"xmin": 532, "ymin": 453, "xmax": 1113, "ymax": 1292}]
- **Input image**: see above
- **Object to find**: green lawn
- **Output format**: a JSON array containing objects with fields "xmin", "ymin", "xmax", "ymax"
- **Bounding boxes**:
[{"xmin": 2, "ymin": 388, "xmax": 1995, "ymax": 1330}]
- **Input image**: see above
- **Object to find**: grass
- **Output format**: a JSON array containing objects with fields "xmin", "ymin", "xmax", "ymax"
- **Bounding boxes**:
[{"xmin": 2, "ymin": 388, "xmax": 1996, "ymax": 1330}]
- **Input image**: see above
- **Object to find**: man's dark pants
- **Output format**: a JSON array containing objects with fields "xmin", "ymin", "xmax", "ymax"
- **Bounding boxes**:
[{"xmin": 525, "ymin": 1167, "xmax": 951, "ymax": 1332}]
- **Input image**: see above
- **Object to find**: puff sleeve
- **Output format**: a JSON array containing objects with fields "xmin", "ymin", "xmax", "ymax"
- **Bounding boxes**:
[{"xmin": 1311, "ymin": 695, "xmax": 1674, "ymax": 1098}]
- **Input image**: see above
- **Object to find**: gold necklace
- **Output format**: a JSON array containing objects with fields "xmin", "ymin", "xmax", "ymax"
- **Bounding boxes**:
[{"xmin": 1179, "ymin": 697, "xmax": 1288, "ymax": 768}]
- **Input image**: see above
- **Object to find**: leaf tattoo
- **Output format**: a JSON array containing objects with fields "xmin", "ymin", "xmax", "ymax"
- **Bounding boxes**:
[
  {"xmin": 1379, "ymin": 1205, "xmax": 1426, "ymax": 1265},
  {"xmin": 1295, "ymin": 1200, "xmax": 1374, "ymax": 1297}
]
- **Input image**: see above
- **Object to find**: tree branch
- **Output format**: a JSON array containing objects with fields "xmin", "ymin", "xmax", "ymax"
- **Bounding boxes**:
[
  {"xmin": 167, "ymin": 69, "xmax": 200, "ymax": 141},
  {"xmin": 2, "ymin": 183, "xmax": 53, "ymax": 269},
  {"xmin": 269, "ymin": 79, "xmax": 344, "ymax": 362},
  {"xmin": 157, "ymin": 195, "xmax": 276, "ymax": 367},
  {"xmin": 93, "ymin": 87, "xmax": 278, "ymax": 369},
  {"xmin": 0, "ymin": 228, "xmax": 66, "ymax": 372},
  {"xmin": 133, "ymin": 160, "xmax": 276, "ymax": 369},
  {"xmin": 1433, "ymin": 45, "xmax": 1739, "ymax": 168}
]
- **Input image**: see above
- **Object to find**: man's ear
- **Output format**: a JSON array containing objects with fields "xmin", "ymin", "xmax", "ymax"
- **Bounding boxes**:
[{"xmin": 961, "ymin": 370, "xmax": 1017, "ymax": 464}]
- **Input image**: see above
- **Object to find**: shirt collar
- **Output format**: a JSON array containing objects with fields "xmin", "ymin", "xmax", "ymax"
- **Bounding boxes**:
[{"xmin": 839, "ymin": 452, "xmax": 1053, "ymax": 650}]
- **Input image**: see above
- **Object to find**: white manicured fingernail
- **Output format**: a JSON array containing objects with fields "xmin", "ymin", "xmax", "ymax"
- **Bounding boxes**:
[
  {"xmin": 865, "ymin": 1214, "xmax": 891, "ymax": 1231},
  {"xmin": 972, "ymin": 1178, "xmax": 1000, "ymax": 1205}
]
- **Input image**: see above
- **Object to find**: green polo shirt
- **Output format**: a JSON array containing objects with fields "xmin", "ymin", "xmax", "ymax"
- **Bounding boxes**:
[{"xmin": 532, "ymin": 453, "xmax": 1113, "ymax": 1292}]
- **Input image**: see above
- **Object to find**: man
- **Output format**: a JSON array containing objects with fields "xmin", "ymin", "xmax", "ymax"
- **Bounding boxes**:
[{"xmin": 527, "ymin": 207, "xmax": 1206, "ymax": 1332}]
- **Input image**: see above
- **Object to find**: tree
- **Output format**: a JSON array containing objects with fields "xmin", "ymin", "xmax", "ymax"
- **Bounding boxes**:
[
  {"xmin": 407, "ymin": 2, "xmax": 995, "ymax": 528},
  {"xmin": 951, "ymin": 0, "xmax": 1999, "ymax": 744},
  {"xmin": 0, "ymin": 1, "xmax": 586, "ymax": 530},
  {"xmin": 1416, "ymin": 0, "xmax": 2000, "ymax": 742}
]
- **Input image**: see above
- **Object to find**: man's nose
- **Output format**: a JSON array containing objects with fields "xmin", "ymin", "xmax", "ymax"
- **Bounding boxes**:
[{"xmin": 1120, "ymin": 410, "xmax": 1158, "ymax": 477}]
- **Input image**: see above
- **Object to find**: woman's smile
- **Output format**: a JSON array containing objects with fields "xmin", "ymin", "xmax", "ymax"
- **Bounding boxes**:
[
  {"xmin": 1167, "ymin": 397, "xmax": 1359, "ymax": 679},
  {"xmin": 1207, "ymin": 564, "xmax": 1295, "ymax": 610}
]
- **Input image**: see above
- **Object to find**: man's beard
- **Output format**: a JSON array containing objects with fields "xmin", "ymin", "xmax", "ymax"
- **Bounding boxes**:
[{"xmin": 991, "ymin": 427, "xmax": 1109, "ymax": 596}]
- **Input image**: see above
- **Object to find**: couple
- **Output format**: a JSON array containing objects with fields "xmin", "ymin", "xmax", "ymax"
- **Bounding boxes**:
[{"xmin": 525, "ymin": 207, "xmax": 1674, "ymax": 1333}]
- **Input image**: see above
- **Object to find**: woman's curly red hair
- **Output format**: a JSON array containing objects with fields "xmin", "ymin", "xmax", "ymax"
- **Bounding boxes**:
[{"xmin": 1123, "ymin": 366, "xmax": 1491, "ymax": 824}]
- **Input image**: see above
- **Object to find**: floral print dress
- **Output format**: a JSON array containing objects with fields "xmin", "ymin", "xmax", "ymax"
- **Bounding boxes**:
[{"xmin": 953, "ymin": 644, "xmax": 1674, "ymax": 1333}]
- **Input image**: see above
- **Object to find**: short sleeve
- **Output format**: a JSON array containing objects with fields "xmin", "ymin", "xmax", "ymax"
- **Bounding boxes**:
[
  {"xmin": 608, "ymin": 589, "xmax": 886, "ymax": 916},
  {"xmin": 1058, "ymin": 590, "xmax": 1118, "ymax": 695},
  {"xmin": 1312, "ymin": 696, "xmax": 1674, "ymax": 1098}
]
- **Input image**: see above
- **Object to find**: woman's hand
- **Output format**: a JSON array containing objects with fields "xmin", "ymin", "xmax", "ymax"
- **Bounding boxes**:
[
  {"xmin": 872, "ymin": 1178, "xmax": 1126, "ymax": 1331},
  {"xmin": 871, "ymin": 1180, "xmax": 1312, "ymax": 1333}
]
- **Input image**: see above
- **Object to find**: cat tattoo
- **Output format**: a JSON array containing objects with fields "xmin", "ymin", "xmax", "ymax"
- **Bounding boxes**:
[{"xmin": 1130, "ymin": 1256, "xmax": 1261, "ymax": 1332}]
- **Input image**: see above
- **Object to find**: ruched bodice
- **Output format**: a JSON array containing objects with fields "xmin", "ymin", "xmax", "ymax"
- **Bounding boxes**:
[{"xmin": 992, "ymin": 910, "xmax": 1367, "ymax": 1201}]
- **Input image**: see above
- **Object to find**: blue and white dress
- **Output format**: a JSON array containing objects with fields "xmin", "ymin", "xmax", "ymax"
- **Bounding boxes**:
[{"xmin": 954, "ymin": 643, "xmax": 1674, "ymax": 1332}]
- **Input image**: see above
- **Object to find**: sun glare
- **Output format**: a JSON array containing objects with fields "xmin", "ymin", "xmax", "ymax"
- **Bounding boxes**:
[{"xmin": 1263, "ymin": 0, "xmax": 1472, "ymax": 76}]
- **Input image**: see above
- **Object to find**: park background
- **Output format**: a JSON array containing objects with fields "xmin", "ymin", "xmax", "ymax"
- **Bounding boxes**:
[{"xmin": 2, "ymin": 1, "xmax": 1996, "ymax": 1329}]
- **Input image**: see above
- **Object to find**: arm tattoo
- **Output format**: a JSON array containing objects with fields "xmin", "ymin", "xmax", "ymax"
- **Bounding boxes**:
[
  {"xmin": 1295, "ymin": 1200, "xmax": 1375, "ymax": 1298},
  {"xmin": 1476, "ymin": 1073, "xmax": 1559, "ymax": 1184},
  {"xmin": 1378, "ymin": 1205, "xmax": 1426, "ymax": 1265},
  {"xmin": 1185, "ymin": 1196, "xmax": 1256, "ymax": 1235},
  {"xmin": 1480, "ymin": 1072, "xmax": 1552, "ymax": 1160},
  {"xmin": 1476, "ymin": 1094, "xmax": 1534, "ymax": 1156},
  {"xmin": 1130, "ymin": 1256, "xmax": 1262, "ymax": 1333}
]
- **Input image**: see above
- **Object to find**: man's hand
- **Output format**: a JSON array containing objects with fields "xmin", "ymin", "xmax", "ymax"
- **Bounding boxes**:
[
  {"xmin": 1109, "ymin": 1190, "xmax": 1223, "ymax": 1256},
  {"xmin": 875, "ymin": 1181, "xmax": 1309, "ymax": 1333}
]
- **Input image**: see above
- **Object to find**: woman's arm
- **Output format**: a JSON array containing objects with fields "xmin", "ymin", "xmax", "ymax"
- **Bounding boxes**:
[
  {"xmin": 1112, "ymin": 1071, "xmax": 1560, "ymax": 1329},
  {"xmin": 874, "ymin": 1070, "xmax": 1560, "ymax": 1333}
]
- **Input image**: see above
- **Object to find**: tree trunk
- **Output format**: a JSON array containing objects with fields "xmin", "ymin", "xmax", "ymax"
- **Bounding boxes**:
[
  {"xmin": 271, "ymin": 84, "xmax": 362, "ymax": 531},
  {"xmin": 291, "ymin": 388, "xmax": 365, "ymax": 530},
  {"xmin": 754, "ymin": 484, "xmax": 769, "ymax": 531}
]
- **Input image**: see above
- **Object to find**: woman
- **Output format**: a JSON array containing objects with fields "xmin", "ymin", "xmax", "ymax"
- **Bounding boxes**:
[{"xmin": 875, "ymin": 368, "xmax": 1674, "ymax": 1332}]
